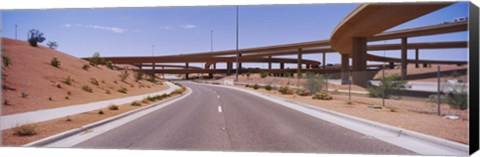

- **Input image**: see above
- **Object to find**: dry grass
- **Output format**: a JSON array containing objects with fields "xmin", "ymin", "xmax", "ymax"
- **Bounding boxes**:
[
  {"xmin": 1, "ymin": 38, "xmax": 168, "ymax": 115},
  {"xmin": 1, "ymin": 88, "xmax": 188, "ymax": 146},
  {"xmin": 241, "ymin": 86, "xmax": 469, "ymax": 144}
]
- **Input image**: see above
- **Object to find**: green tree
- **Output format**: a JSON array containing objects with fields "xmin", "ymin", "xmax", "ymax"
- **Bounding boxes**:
[
  {"xmin": 46, "ymin": 41, "xmax": 58, "ymax": 49},
  {"xmin": 89, "ymin": 52, "xmax": 104, "ymax": 66},
  {"xmin": 27, "ymin": 29, "xmax": 46, "ymax": 47},
  {"xmin": 367, "ymin": 74, "xmax": 407, "ymax": 99}
]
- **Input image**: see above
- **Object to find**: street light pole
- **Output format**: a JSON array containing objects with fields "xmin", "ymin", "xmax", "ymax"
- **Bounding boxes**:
[
  {"xmin": 210, "ymin": 30, "xmax": 213, "ymax": 53},
  {"xmin": 152, "ymin": 45, "xmax": 154, "ymax": 56},
  {"xmin": 235, "ymin": 5, "xmax": 239, "ymax": 81}
]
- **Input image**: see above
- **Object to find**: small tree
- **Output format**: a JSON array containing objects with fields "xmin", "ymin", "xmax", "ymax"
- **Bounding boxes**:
[
  {"xmin": 135, "ymin": 72, "xmax": 144, "ymax": 81},
  {"xmin": 303, "ymin": 72, "xmax": 325, "ymax": 94},
  {"xmin": 89, "ymin": 52, "xmax": 104, "ymax": 66},
  {"xmin": 367, "ymin": 74, "xmax": 407, "ymax": 99},
  {"xmin": 46, "ymin": 41, "xmax": 58, "ymax": 49},
  {"xmin": 105, "ymin": 60, "xmax": 114, "ymax": 69},
  {"xmin": 27, "ymin": 29, "xmax": 46, "ymax": 47},
  {"xmin": 446, "ymin": 83, "xmax": 468, "ymax": 110}
]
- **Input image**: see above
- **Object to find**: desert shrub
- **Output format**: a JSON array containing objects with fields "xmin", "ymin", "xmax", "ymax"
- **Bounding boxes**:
[
  {"xmin": 114, "ymin": 80, "xmax": 118, "ymax": 84},
  {"xmin": 252, "ymin": 84, "xmax": 259, "ymax": 90},
  {"xmin": 98, "ymin": 110, "xmax": 104, "ymax": 115},
  {"xmin": 146, "ymin": 96, "xmax": 156, "ymax": 102},
  {"xmin": 180, "ymin": 86, "xmax": 187, "ymax": 92},
  {"xmin": 312, "ymin": 92, "xmax": 332, "ymax": 100},
  {"xmin": 108, "ymin": 104, "xmax": 119, "ymax": 110},
  {"xmin": 303, "ymin": 72, "xmax": 325, "ymax": 94},
  {"xmin": 2, "ymin": 55, "xmax": 10, "ymax": 68},
  {"xmin": 47, "ymin": 41, "xmax": 58, "ymax": 49},
  {"xmin": 13, "ymin": 124, "xmax": 37, "ymax": 136},
  {"xmin": 90, "ymin": 77, "xmax": 99, "ymax": 86},
  {"xmin": 3, "ymin": 100, "xmax": 10, "ymax": 106},
  {"xmin": 260, "ymin": 71, "xmax": 268, "ymax": 78},
  {"xmin": 63, "ymin": 76, "xmax": 74, "ymax": 85},
  {"xmin": 89, "ymin": 52, "xmax": 104, "ymax": 66},
  {"xmin": 135, "ymin": 72, "xmax": 144, "ymax": 81},
  {"xmin": 367, "ymin": 74, "xmax": 406, "ymax": 99},
  {"xmin": 278, "ymin": 86, "xmax": 294, "ymax": 95},
  {"xmin": 55, "ymin": 82, "xmax": 62, "ymax": 88},
  {"xmin": 246, "ymin": 72, "xmax": 251, "ymax": 79},
  {"xmin": 82, "ymin": 64, "xmax": 90, "ymax": 71},
  {"xmin": 265, "ymin": 84, "xmax": 272, "ymax": 91},
  {"xmin": 283, "ymin": 72, "xmax": 292, "ymax": 78},
  {"xmin": 106, "ymin": 89, "xmax": 111, "ymax": 94},
  {"xmin": 50, "ymin": 57, "xmax": 60, "ymax": 68},
  {"xmin": 131, "ymin": 101, "xmax": 142, "ymax": 106},
  {"xmin": 117, "ymin": 87, "xmax": 128, "ymax": 94},
  {"xmin": 65, "ymin": 96, "xmax": 69, "ymax": 100},
  {"xmin": 172, "ymin": 89, "xmax": 183, "ymax": 95},
  {"xmin": 21, "ymin": 92, "xmax": 28, "ymax": 98},
  {"xmin": 82, "ymin": 85, "xmax": 93, "ymax": 93},
  {"xmin": 48, "ymin": 97, "xmax": 53, "ymax": 101},
  {"xmin": 27, "ymin": 29, "xmax": 46, "ymax": 47},
  {"xmin": 65, "ymin": 116, "xmax": 72, "ymax": 122},
  {"xmin": 67, "ymin": 91, "xmax": 72, "ymax": 95},
  {"xmin": 105, "ymin": 60, "xmax": 114, "ymax": 70},
  {"xmin": 119, "ymin": 70, "xmax": 130, "ymax": 82},
  {"xmin": 446, "ymin": 84, "xmax": 468, "ymax": 110},
  {"xmin": 245, "ymin": 84, "xmax": 250, "ymax": 87},
  {"xmin": 296, "ymin": 88, "xmax": 312, "ymax": 96}
]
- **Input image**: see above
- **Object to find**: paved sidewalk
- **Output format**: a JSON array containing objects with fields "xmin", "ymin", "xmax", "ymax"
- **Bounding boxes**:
[{"xmin": 0, "ymin": 82, "xmax": 179, "ymax": 130}]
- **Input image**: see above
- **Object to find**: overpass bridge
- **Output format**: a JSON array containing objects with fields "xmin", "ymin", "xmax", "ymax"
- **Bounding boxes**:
[{"xmin": 95, "ymin": 2, "xmax": 468, "ymax": 85}]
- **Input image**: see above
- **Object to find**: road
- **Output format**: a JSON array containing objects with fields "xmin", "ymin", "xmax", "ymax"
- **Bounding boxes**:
[{"xmin": 74, "ymin": 82, "xmax": 413, "ymax": 154}]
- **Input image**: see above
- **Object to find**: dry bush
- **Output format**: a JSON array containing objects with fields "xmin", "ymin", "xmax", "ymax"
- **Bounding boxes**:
[
  {"xmin": 312, "ymin": 92, "xmax": 332, "ymax": 100},
  {"xmin": 13, "ymin": 124, "xmax": 37, "ymax": 136},
  {"xmin": 278, "ymin": 86, "xmax": 294, "ymax": 95},
  {"xmin": 108, "ymin": 104, "xmax": 119, "ymax": 110}
]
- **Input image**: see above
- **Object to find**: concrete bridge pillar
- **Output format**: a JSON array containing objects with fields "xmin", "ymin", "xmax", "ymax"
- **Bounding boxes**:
[
  {"xmin": 401, "ymin": 37, "xmax": 408, "ymax": 80},
  {"xmin": 138, "ymin": 63, "xmax": 143, "ymax": 70},
  {"xmin": 297, "ymin": 48, "xmax": 302, "ymax": 79},
  {"xmin": 351, "ymin": 37, "xmax": 368, "ymax": 86},
  {"xmin": 322, "ymin": 52, "xmax": 326, "ymax": 69},
  {"xmin": 227, "ymin": 62, "xmax": 232, "ymax": 75},
  {"xmin": 415, "ymin": 48, "xmax": 419, "ymax": 68},
  {"xmin": 152, "ymin": 62, "xmax": 156, "ymax": 76},
  {"xmin": 185, "ymin": 62, "xmax": 189, "ymax": 79},
  {"xmin": 341, "ymin": 54, "xmax": 350, "ymax": 84},
  {"xmin": 389, "ymin": 62, "xmax": 395, "ymax": 69},
  {"xmin": 280, "ymin": 62, "xmax": 285, "ymax": 77}
]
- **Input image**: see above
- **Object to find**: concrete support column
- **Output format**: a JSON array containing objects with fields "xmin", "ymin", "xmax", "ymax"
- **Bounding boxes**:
[
  {"xmin": 297, "ymin": 48, "xmax": 302, "ymax": 78},
  {"xmin": 341, "ymin": 54, "xmax": 350, "ymax": 84},
  {"xmin": 322, "ymin": 52, "xmax": 326, "ymax": 69},
  {"xmin": 185, "ymin": 62, "xmax": 189, "ymax": 79},
  {"xmin": 268, "ymin": 56, "xmax": 272, "ymax": 70},
  {"xmin": 306, "ymin": 64, "xmax": 311, "ymax": 69},
  {"xmin": 389, "ymin": 62, "xmax": 395, "ymax": 69},
  {"xmin": 138, "ymin": 63, "xmax": 143, "ymax": 70},
  {"xmin": 227, "ymin": 62, "xmax": 232, "ymax": 75},
  {"xmin": 401, "ymin": 37, "xmax": 408, "ymax": 80},
  {"xmin": 280, "ymin": 62, "xmax": 285, "ymax": 77},
  {"xmin": 238, "ymin": 53, "xmax": 242, "ymax": 73},
  {"xmin": 415, "ymin": 48, "xmax": 419, "ymax": 68},
  {"xmin": 351, "ymin": 37, "xmax": 368, "ymax": 85}
]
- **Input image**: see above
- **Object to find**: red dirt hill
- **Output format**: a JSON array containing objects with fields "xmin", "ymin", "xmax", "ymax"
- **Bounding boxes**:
[{"xmin": 1, "ymin": 38, "xmax": 167, "ymax": 115}]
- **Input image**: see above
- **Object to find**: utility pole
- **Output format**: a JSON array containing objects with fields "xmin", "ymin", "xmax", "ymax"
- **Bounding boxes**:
[
  {"xmin": 235, "ymin": 6, "xmax": 239, "ymax": 81},
  {"xmin": 15, "ymin": 24, "xmax": 18, "ymax": 40},
  {"xmin": 210, "ymin": 30, "xmax": 213, "ymax": 53},
  {"xmin": 152, "ymin": 45, "xmax": 154, "ymax": 56}
]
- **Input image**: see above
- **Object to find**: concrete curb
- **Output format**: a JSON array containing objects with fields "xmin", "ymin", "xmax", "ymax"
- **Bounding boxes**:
[
  {"xmin": 24, "ymin": 86, "xmax": 192, "ymax": 147},
  {"xmin": 193, "ymin": 82, "xmax": 468, "ymax": 155},
  {"xmin": 2, "ymin": 82, "xmax": 179, "ymax": 131}
]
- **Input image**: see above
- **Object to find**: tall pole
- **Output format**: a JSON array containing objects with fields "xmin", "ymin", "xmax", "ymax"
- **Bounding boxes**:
[
  {"xmin": 210, "ymin": 30, "xmax": 213, "ymax": 53},
  {"xmin": 15, "ymin": 24, "xmax": 18, "ymax": 40},
  {"xmin": 235, "ymin": 6, "xmax": 239, "ymax": 81}
]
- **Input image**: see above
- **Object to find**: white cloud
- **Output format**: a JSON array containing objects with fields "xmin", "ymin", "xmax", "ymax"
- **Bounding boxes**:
[
  {"xmin": 61, "ymin": 23, "xmax": 140, "ymax": 34},
  {"xmin": 159, "ymin": 26, "xmax": 173, "ymax": 30},
  {"xmin": 180, "ymin": 24, "xmax": 196, "ymax": 29}
]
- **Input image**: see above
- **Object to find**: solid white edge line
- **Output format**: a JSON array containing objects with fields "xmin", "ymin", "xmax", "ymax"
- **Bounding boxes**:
[{"xmin": 192, "ymin": 82, "xmax": 468, "ymax": 156}]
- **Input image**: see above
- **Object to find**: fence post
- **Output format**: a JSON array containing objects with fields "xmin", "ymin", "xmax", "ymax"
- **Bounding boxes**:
[{"xmin": 437, "ymin": 66, "xmax": 441, "ymax": 116}]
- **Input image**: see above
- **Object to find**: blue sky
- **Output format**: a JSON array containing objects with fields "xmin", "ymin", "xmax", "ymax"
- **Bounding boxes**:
[{"xmin": 2, "ymin": 2, "xmax": 469, "ymax": 68}]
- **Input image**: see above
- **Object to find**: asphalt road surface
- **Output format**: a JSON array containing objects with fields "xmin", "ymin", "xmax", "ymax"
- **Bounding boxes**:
[{"xmin": 75, "ymin": 82, "xmax": 413, "ymax": 154}]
